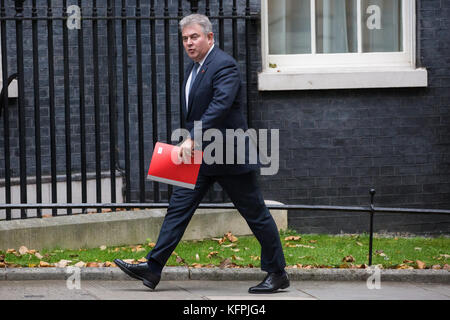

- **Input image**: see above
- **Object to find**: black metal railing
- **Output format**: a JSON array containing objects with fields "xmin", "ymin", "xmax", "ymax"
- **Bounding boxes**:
[{"xmin": 0, "ymin": 0, "xmax": 258, "ymax": 220}]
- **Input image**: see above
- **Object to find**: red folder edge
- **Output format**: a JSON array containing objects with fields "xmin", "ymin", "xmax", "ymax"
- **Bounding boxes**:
[{"xmin": 147, "ymin": 142, "xmax": 202, "ymax": 190}]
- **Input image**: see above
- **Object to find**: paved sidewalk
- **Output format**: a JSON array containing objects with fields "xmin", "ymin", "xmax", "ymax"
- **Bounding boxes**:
[{"xmin": 0, "ymin": 279, "xmax": 449, "ymax": 300}]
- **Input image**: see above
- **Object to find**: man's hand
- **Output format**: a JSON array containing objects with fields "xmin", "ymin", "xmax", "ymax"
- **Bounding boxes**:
[{"xmin": 179, "ymin": 138, "xmax": 195, "ymax": 163}]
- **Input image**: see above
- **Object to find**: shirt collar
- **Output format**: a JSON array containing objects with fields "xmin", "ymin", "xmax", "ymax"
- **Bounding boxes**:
[{"xmin": 197, "ymin": 44, "xmax": 214, "ymax": 67}]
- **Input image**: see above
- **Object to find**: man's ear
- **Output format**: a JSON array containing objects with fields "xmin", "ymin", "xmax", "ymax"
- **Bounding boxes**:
[{"xmin": 207, "ymin": 32, "xmax": 214, "ymax": 44}]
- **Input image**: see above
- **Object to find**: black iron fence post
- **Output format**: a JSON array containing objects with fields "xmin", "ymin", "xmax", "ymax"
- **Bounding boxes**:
[
  {"xmin": 14, "ymin": 0, "xmax": 26, "ymax": 219},
  {"xmin": 368, "ymin": 189, "xmax": 376, "ymax": 266}
]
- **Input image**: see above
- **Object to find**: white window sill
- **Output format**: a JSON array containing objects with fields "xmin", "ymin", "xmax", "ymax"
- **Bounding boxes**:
[
  {"xmin": 257, "ymin": 67, "xmax": 428, "ymax": 91},
  {"xmin": 0, "ymin": 79, "xmax": 18, "ymax": 98}
]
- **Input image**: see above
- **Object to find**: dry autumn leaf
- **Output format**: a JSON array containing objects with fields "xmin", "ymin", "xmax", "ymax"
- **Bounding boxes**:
[
  {"xmin": 219, "ymin": 258, "xmax": 232, "ymax": 268},
  {"xmin": 74, "ymin": 261, "xmax": 86, "ymax": 268},
  {"xmin": 356, "ymin": 242, "xmax": 363, "ymax": 247},
  {"xmin": 35, "ymin": 253, "xmax": 43, "ymax": 260},
  {"xmin": 99, "ymin": 245, "xmax": 107, "ymax": 251},
  {"xmin": 176, "ymin": 256, "xmax": 185, "ymax": 264},
  {"xmin": 137, "ymin": 258, "xmax": 147, "ymax": 263},
  {"xmin": 86, "ymin": 262, "xmax": 99, "ymax": 267},
  {"xmin": 195, "ymin": 253, "xmax": 200, "ymax": 261},
  {"xmin": 123, "ymin": 259, "xmax": 135, "ymax": 264},
  {"xmin": 6, "ymin": 249, "xmax": 16, "ymax": 254},
  {"xmin": 284, "ymin": 236, "xmax": 301, "ymax": 241},
  {"xmin": 207, "ymin": 251, "xmax": 218, "ymax": 259},
  {"xmin": 403, "ymin": 259, "xmax": 414, "ymax": 264},
  {"xmin": 191, "ymin": 263, "xmax": 203, "ymax": 268},
  {"xmin": 342, "ymin": 255, "xmax": 355, "ymax": 263},
  {"xmin": 416, "ymin": 260, "xmax": 426, "ymax": 269},
  {"xmin": 39, "ymin": 261, "xmax": 51, "ymax": 267},
  {"xmin": 54, "ymin": 259, "xmax": 71, "ymax": 268},
  {"xmin": 225, "ymin": 231, "xmax": 238, "ymax": 243}
]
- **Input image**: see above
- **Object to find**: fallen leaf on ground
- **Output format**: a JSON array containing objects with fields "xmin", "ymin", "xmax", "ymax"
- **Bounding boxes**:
[
  {"xmin": 440, "ymin": 254, "xmax": 450, "ymax": 259},
  {"xmin": 35, "ymin": 253, "xmax": 43, "ymax": 259},
  {"xmin": 221, "ymin": 243, "xmax": 235, "ymax": 248},
  {"xmin": 39, "ymin": 261, "xmax": 51, "ymax": 267},
  {"xmin": 403, "ymin": 259, "xmax": 414, "ymax": 264},
  {"xmin": 195, "ymin": 253, "xmax": 200, "ymax": 261},
  {"xmin": 27, "ymin": 249, "xmax": 37, "ymax": 255},
  {"xmin": 225, "ymin": 232, "xmax": 238, "ymax": 243},
  {"xmin": 176, "ymin": 256, "xmax": 185, "ymax": 264},
  {"xmin": 123, "ymin": 259, "xmax": 135, "ymax": 264},
  {"xmin": 86, "ymin": 262, "xmax": 99, "ymax": 267},
  {"xmin": 219, "ymin": 258, "xmax": 232, "ymax": 268},
  {"xmin": 443, "ymin": 264, "xmax": 450, "ymax": 270},
  {"xmin": 207, "ymin": 251, "xmax": 218, "ymax": 259},
  {"xmin": 231, "ymin": 255, "xmax": 243, "ymax": 261},
  {"xmin": 284, "ymin": 236, "xmax": 301, "ymax": 241},
  {"xmin": 191, "ymin": 263, "xmax": 203, "ymax": 268},
  {"xmin": 230, "ymin": 248, "xmax": 240, "ymax": 252},
  {"xmin": 148, "ymin": 243, "xmax": 156, "ymax": 248},
  {"xmin": 414, "ymin": 247, "xmax": 422, "ymax": 251},
  {"xmin": 396, "ymin": 264, "xmax": 414, "ymax": 270},
  {"xmin": 6, "ymin": 249, "xmax": 16, "ymax": 254},
  {"xmin": 356, "ymin": 242, "xmax": 363, "ymax": 247},
  {"xmin": 0, "ymin": 262, "xmax": 6, "ymax": 268},
  {"xmin": 431, "ymin": 265, "xmax": 441, "ymax": 269},
  {"xmin": 137, "ymin": 258, "xmax": 147, "ymax": 263},
  {"xmin": 342, "ymin": 255, "xmax": 355, "ymax": 263},
  {"xmin": 99, "ymin": 245, "xmax": 107, "ymax": 251},
  {"xmin": 74, "ymin": 261, "xmax": 86, "ymax": 268},
  {"xmin": 104, "ymin": 261, "xmax": 115, "ymax": 267},
  {"xmin": 54, "ymin": 260, "xmax": 72, "ymax": 268},
  {"xmin": 416, "ymin": 260, "xmax": 426, "ymax": 269}
]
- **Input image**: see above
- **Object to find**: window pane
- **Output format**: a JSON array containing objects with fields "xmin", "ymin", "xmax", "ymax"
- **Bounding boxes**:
[
  {"xmin": 315, "ymin": 0, "xmax": 358, "ymax": 53},
  {"xmin": 268, "ymin": 0, "xmax": 311, "ymax": 54},
  {"xmin": 362, "ymin": 0, "xmax": 402, "ymax": 52}
]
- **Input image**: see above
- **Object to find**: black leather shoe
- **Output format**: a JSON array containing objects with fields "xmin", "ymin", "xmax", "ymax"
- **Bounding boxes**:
[
  {"xmin": 114, "ymin": 259, "xmax": 160, "ymax": 290},
  {"xmin": 248, "ymin": 272, "xmax": 290, "ymax": 294}
]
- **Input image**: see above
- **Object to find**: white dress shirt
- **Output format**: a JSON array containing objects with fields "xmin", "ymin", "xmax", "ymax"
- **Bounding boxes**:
[{"xmin": 185, "ymin": 44, "xmax": 215, "ymax": 111}]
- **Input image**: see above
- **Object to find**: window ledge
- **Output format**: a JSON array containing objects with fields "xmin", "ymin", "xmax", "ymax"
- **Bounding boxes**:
[
  {"xmin": 0, "ymin": 79, "xmax": 18, "ymax": 98},
  {"xmin": 258, "ymin": 67, "xmax": 428, "ymax": 91}
]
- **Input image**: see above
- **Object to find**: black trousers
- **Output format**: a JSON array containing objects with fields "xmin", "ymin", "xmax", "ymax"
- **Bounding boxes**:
[{"xmin": 146, "ymin": 171, "xmax": 286, "ymax": 273}]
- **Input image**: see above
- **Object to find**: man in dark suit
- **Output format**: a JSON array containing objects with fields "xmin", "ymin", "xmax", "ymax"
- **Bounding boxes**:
[{"xmin": 115, "ymin": 14, "xmax": 288, "ymax": 294}]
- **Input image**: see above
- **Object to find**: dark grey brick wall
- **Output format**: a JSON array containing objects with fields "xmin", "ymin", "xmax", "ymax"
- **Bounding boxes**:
[{"xmin": 253, "ymin": 0, "xmax": 450, "ymax": 235}]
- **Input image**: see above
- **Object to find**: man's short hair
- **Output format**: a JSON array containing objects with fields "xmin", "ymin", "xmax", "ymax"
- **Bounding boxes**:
[{"xmin": 179, "ymin": 14, "xmax": 213, "ymax": 35}]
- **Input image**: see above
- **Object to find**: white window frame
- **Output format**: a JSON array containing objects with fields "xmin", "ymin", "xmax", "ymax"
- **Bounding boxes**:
[
  {"xmin": 259, "ymin": 0, "xmax": 427, "ymax": 90},
  {"xmin": 0, "ymin": 33, "xmax": 18, "ymax": 98}
]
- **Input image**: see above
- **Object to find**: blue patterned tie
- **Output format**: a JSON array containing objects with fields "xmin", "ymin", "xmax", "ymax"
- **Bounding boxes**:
[{"xmin": 189, "ymin": 62, "xmax": 200, "ymax": 95}]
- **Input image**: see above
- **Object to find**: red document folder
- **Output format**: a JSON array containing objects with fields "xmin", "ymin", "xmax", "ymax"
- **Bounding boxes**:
[{"xmin": 147, "ymin": 142, "xmax": 202, "ymax": 189}]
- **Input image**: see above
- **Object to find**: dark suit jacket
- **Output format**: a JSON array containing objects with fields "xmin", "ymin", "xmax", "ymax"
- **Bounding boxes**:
[{"xmin": 181, "ymin": 46, "xmax": 259, "ymax": 176}]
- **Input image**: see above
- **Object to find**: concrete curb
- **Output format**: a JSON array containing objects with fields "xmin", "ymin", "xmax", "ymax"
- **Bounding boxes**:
[{"xmin": 1, "ymin": 267, "xmax": 448, "ymax": 283}]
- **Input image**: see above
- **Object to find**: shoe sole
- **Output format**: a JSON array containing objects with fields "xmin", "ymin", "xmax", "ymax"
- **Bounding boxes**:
[
  {"xmin": 114, "ymin": 260, "xmax": 156, "ymax": 290},
  {"xmin": 248, "ymin": 281, "xmax": 290, "ymax": 294}
]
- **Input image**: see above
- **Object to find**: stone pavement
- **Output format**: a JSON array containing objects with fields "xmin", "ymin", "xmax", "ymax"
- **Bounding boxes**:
[{"xmin": 1, "ymin": 279, "xmax": 449, "ymax": 300}]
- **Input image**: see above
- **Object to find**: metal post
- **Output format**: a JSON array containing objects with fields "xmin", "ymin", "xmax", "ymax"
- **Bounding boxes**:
[
  {"xmin": 188, "ymin": 0, "xmax": 199, "ymax": 13},
  {"xmin": 368, "ymin": 189, "xmax": 376, "ymax": 266},
  {"xmin": 15, "ymin": 0, "xmax": 27, "ymax": 219}
]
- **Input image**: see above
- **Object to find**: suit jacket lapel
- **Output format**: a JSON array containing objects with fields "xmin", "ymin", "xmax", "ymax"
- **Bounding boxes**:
[
  {"xmin": 181, "ymin": 63, "xmax": 193, "ymax": 119},
  {"xmin": 186, "ymin": 46, "xmax": 218, "ymax": 119}
]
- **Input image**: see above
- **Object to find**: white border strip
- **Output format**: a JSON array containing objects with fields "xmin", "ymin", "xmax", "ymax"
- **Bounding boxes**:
[{"xmin": 147, "ymin": 175, "xmax": 196, "ymax": 190}]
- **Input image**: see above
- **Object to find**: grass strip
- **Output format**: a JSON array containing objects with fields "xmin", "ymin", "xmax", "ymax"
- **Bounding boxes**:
[{"xmin": 0, "ymin": 229, "xmax": 448, "ymax": 269}]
